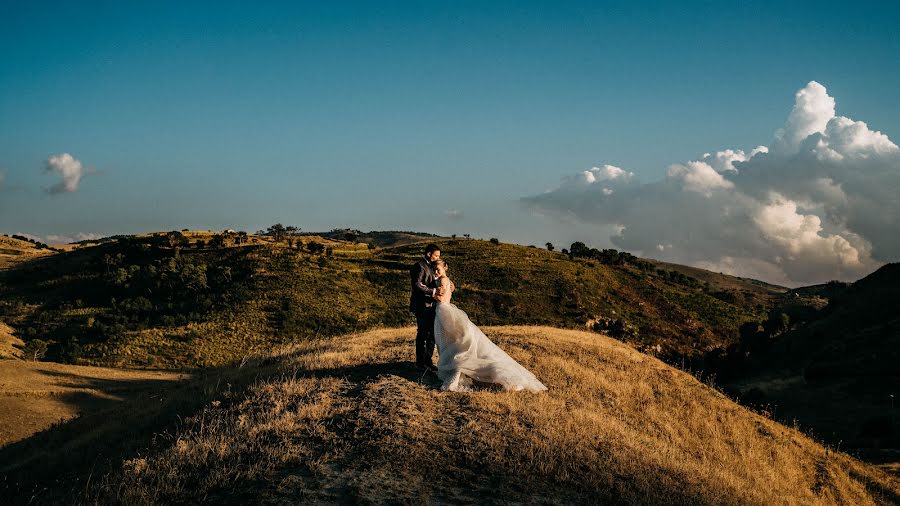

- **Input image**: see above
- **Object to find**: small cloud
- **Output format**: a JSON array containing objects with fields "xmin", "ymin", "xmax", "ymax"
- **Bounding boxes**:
[
  {"xmin": 13, "ymin": 232, "xmax": 43, "ymax": 243},
  {"xmin": 445, "ymin": 209, "xmax": 464, "ymax": 221},
  {"xmin": 45, "ymin": 232, "xmax": 104, "ymax": 244},
  {"xmin": 44, "ymin": 153, "xmax": 87, "ymax": 194}
]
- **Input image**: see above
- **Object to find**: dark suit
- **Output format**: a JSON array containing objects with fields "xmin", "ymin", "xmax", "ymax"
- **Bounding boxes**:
[{"xmin": 409, "ymin": 257, "xmax": 437, "ymax": 366}]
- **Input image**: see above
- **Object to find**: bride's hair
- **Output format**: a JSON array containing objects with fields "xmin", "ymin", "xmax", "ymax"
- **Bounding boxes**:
[{"xmin": 434, "ymin": 258, "xmax": 448, "ymax": 271}]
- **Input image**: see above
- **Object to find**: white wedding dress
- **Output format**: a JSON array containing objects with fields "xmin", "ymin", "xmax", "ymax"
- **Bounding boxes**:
[{"xmin": 433, "ymin": 277, "xmax": 547, "ymax": 393}]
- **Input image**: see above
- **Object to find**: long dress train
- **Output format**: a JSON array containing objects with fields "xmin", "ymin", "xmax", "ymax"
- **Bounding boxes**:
[{"xmin": 434, "ymin": 301, "xmax": 547, "ymax": 393}]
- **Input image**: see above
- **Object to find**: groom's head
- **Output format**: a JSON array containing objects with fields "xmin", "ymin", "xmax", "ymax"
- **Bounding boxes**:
[{"xmin": 424, "ymin": 244, "xmax": 441, "ymax": 262}]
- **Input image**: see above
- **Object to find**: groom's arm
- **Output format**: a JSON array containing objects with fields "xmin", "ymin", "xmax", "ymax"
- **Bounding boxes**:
[{"xmin": 410, "ymin": 263, "xmax": 436, "ymax": 298}]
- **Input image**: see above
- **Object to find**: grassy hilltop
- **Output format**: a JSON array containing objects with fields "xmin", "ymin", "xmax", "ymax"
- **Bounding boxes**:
[
  {"xmin": 2, "ymin": 326, "xmax": 898, "ymax": 504},
  {"xmin": 0, "ymin": 230, "xmax": 791, "ymax": 370},
  {"xmin": 1, "ymin": 231, "xmax": 898, "ymax": 503}
]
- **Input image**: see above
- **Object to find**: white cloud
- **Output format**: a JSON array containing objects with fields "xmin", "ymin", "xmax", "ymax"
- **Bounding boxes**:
[
  {"xmin": 774, "ymin": 81, "xmax": 835, "ymax": 153},
  {"xmin": 667, "ymin": 160, "xmax": 734, "ymax": 196},
  {"xmin": 44, "ymin": 153, "xmax": 86, "ymax": 194},
  {"xmin": 13, "ymin": 232, "xmax": 43, "ymax": 243},
  {"xmin": 523, "ymin": 81, "xmax": 898, "ymax": 286},
  {"xmin": 700, "ymin": 147, "xmax": 767, "ymax": 173},
  {"xmin": 45, "ymin": 232, "xmax": 103, "ymax": 244},
  {"xmin": 444, "ymin": 209, "xmax": 464, "ymax": 221}
]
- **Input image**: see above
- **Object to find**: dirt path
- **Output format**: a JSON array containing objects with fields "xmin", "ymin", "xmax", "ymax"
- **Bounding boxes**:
[{"xmin": 0, "ymin": 360, "xmax": 188, "ymax": 447}]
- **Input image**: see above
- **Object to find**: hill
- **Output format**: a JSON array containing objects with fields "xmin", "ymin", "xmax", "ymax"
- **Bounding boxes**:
[
  {"xmin": 722, "ymin": 263, "xmax": 900, "ymax": 466},
  {"xmin": 0, "ymin": 359, "xmax": 186, "ymax": 447},
  {"xmin": 0, "ymin": 234, "xmax": 55, "ymax": 269},
  {"xmin": 0, "ymin": 233, "xmax": 782, "ymax": 370},
  {"xmin": 1, "ymin": 326, "xmax": 896, "ymax": 504},
  {"xmin": 0, "ymin": 320, "xmax": 24, "ymax": 359},
  {"xmin": 303, "ymin": 228, "xmax": 444, "ymax": 247}
]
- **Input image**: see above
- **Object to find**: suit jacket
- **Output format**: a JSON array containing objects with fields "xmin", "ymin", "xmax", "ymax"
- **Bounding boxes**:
[{"xmin": 409, "ymin": 257, "xmax": 437, "ymax": 313}]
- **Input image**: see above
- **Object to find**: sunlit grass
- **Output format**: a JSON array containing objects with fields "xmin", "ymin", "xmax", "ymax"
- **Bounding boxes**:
[{"xmin": 92, "ymin": 326, "xmax": 900, "ymax": 505}]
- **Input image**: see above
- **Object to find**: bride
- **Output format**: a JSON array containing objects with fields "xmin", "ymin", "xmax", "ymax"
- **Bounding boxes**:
[{"xmin": 431, "ymin": 259, "xmax": 547, "ymax": 393}]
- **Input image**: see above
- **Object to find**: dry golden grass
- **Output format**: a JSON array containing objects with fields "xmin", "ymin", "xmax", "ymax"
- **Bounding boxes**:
[
  {"xmin": 0, "ymin": 320, "xmax": 23, "ymax": 359},
  {"xmin": 0, "ymin": 359, "xmax": 188, "ymax": 447},
  {"xmin": 91, "ymin": 326, "xmax": 899, "ymax": 505},
  {"xmin": 0, "ymin": 235, "xmax": 54, "ymax": 268}
]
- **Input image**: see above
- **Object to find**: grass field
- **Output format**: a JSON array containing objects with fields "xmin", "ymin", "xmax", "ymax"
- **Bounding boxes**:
[{"xmin": 4, "ymin": 326, "xmax": 894, "ymax": 504}]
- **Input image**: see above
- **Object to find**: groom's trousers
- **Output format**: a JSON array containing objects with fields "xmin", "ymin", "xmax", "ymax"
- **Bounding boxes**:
[{"xmin": 414, "ymin": 307, "xmax": 436, "ymax": 366}]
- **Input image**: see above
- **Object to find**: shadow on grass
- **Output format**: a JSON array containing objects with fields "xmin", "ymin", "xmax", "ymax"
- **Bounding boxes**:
[{"xmin": 0, "ymin": 359, "xmax": 283, "ymax": 505}]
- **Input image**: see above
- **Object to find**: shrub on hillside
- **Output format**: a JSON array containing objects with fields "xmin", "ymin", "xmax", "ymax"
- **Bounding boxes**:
[
  {"xmin": 22, "ymin": 339, "xmax": 48, "ymax": 361},
  {"xmin": 589, "ymin": 316, "xmax": 639, "ymax": 340},
  {"xmin": 568, "ymin": 242, "xmax": 654, "ymax": 271}
]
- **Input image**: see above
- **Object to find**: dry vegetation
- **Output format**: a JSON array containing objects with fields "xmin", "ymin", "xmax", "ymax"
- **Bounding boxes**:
[
  {"xmin": 0, "ymin": 360, "xmax": 187, "ymax": 446},
  {"xmin": 83, "ymin": 326, "xmax": 898, "ymax": 505},
  {"xmin": 0, "ymin": 320, "xmax": 23, "ymax": 359},
  {"xmin": 0, "ymin": 235, "xmax": 54, "ymax": 269}
]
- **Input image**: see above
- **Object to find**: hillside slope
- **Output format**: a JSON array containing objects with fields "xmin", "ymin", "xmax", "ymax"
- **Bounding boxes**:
[
  {"xmin": 725, "ymin": 263, "xmax": 900, "ymax": 464},
  {"xmin": 0, "ymin": 234, "xmax": 54, "ymax": 269},
  {"xmin": 6, "ymin": 326, "xmax": 891, "ymax": 505},
  {"xmin": 0, "ymin": 234, "xmax": 785, "ymax": 370},
  {"xmin": 0, "ymin": 360, "xmax": 187, "ymax": 446},
  {"xmin": 0, "ymin": 320, "xmax": 23, "ymax": 359}
]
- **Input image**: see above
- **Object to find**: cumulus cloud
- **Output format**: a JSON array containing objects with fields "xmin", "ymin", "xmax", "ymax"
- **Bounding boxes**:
[
  {"xmin": 44, "ymin": 153, "xmax": 86, "ymax": 194},
  {"xmin": 522, "ymin": 81, "xmax": 899, "ymax": 286}
]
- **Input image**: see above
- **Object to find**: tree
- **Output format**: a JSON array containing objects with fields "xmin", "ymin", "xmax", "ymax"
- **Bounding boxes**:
[
  {"xmin": 103, "ymin": 253, "xmax": 115, "ymax": 274},
  {"xmin": 763, "ymin": 312, "xmax": 791, "ymax": 337},
  {"xmin": 489, "ymin": 238, "xmax": 500, "ymax": 245},
  {"xmin": 267, "ymin": 223, "xmax": 287, "ymax": 242},
  {"xmin": 325, "ymin": 246, "xmax": 333, "ymax": 257},
  {"xmin": 569, "ymin": 241, "xmax": 590, "ymax": 257},
  {"xmin": 22, "ymin": 339, "xmax": 48, "ymax": 361},
  {"xmin": 209, "ymin": 234, "xmax": 227, "ymax": 249},
  {"xmin": 307, "ymin": 241, "xmax": 325, "ymax": 254},
  {"xmin": 165, "ymin": 231, "xmax": 189, "ymax": 249},
  {"xmin": 195, "ymin": 239, "xmax": 206, "ymax": 249},
  {"xmin": 546, "ymin": 242, "xmax": 555, "ymax": 251}
]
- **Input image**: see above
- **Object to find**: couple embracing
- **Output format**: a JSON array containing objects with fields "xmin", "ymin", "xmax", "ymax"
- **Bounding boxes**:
[{"xmin": 409, "ymin": 244, "xmax": 547, "ymax": 393}]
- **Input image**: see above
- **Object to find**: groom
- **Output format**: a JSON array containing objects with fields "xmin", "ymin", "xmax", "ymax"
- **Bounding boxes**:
[{"xmin": 409, "ymin": 243, "xmax": 443, "ymax": 372}]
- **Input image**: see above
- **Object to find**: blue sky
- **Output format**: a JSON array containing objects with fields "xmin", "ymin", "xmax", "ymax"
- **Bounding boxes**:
[{"xmin": 1, "ymin": 1, "xmax": 899, "ymax": 267}]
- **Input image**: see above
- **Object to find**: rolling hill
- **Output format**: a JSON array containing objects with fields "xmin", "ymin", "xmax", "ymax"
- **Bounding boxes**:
[
  {"xmin": 4, "ymin": 230, "xmax": 895, "ymax": 480},
  {"xmin": 0, "ymin": 234, "xmax": 55, "ymax": 269},
  {"xmin": 1, "ymin": 326, "xmax": 897, "ymax": 504},
  {"xmin": 723, "ymin": 263, "xmax": 900, "ymax": 468},
  {"xmin": 0, "ymin": 231, "xmax": 785, "ymax": 371}
]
